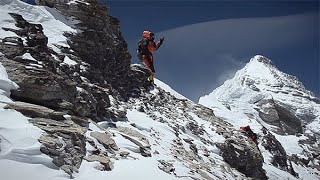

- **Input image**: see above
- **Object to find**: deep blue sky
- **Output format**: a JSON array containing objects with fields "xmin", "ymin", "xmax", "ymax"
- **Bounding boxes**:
[{"xmin": 102, "ymin": 0, "xmax": 319, "ymax": 102}]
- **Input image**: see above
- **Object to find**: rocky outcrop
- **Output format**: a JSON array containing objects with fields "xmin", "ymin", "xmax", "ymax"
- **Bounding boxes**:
[
  {"xmin": 256, "ymin": 98, "xmax": 302, "ymax": 135},
  {"xmin": 113, "ymin": 126, "xmax": 152, "ymax": 157},
  {"xmin": 31, "ymin": 118, "xmax": 86, "ymax": 178},
  {"xmin": 84, "ymin": 154, "xmax": 113, "ymax": 171},
  {"xmin": 2, "ymin": 100, "xmax": 88, "ymax": 177},
  {"xmin": 4, "ymin": 101, "xmax": 63, "ymax": 118},
  {"xmin": 296, "ymin": 133, "xmax": 320, "ymax": 172},
  {"xmin": 0, "ymin": 11, "xmax": 136, "ymax": 121},
  {"xmin": 90, "ymin": 132, "xmax": 118, "ymax": 151},
  {"xmin": 261, "ymin": 128, "xmax": 298, "ymax": 176},
  {"xmin": 47, "ymin": 0, "xmax": 150, "ymax": 97},
  {"xmin": 217, "ymin": 135, "xmax": 267, "ymax": 180},
  {"xmin": 122, "ymin": 83, "xmax": 251, "ymax": 179},
  {"xmin": 39, "ymin": 132, "xmax": 85, "ymax": 178},
  {"xmin": 0, "ymin": 13, "xmax": 82, "ymax": 114}
]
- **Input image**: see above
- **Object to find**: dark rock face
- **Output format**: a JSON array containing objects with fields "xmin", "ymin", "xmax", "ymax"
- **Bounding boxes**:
[
  {"xmin": 50, "ymin": 0, "xmax": 144, "ymax": 97},
  {"xmin": 256, "ymin": 98, "xmax": 302, "ymax": 135},
  {"xmin": 261, "ymin": 129, "xmax": 298, "ymax": 176},
  {"xmin": 217, "ymin": 136, "xmax": 267, "ymax": 180},
  {"xmin": 35, "ymin": 0, "xmax": 57, "ymax": 7},
  {"xmin": 274, "ymin": 101, "xmax": 303, "ymax": 134}
]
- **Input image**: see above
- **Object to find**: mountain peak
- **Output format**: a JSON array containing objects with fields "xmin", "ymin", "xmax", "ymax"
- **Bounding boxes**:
[
  {"xmin": 241, "ymin": 55, "xmax": 278, "ymax": 83},
  {"xmin": 199, "ymin": 55, "xmax": 316, "ymax": 106},
  {"xmin": 250, "ymin": 55, "xmax": 274, "ymax": 66},
  {"xmin": 239, "ymin": 55, "xmax": 315, "ymax": 97},
  {"xmin": 249, "ymin": 55, "xmax": 277, "ymax": 71}
]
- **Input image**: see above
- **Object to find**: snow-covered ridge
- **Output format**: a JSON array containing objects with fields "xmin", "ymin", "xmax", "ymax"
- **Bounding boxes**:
[{"xmin": 154, "ymin": 78, "xmax": 189, "ymax": 100}]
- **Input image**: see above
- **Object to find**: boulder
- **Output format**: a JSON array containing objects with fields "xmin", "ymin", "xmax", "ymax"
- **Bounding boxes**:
[
  {"xmin": 217, "ymin": 136, "xmax": 267, "ymax": 180},
  {"xmin": 90, "ymin": 131, "xmax": 119, "ymax": 151},
  {"xmin": 84, "ymin": 154, "xmax": 113, "ymax": 171},
  {"xmin": 4, "ymin": 101, "xmax": 65, "ymax": 120}
]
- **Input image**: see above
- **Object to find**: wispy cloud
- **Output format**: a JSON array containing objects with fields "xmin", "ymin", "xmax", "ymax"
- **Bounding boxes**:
[{"xmin": 153, "ymin": 13, "xmax": 317, "ymax": 101}]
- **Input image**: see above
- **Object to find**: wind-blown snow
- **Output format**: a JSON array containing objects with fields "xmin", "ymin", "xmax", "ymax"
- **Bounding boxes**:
[
  {"xmin": 153, "ymin": 13, "xmax": 317, "ymax": 101},
  {"xmin": 199, "ymin": 55, "xmax": 319, "ymax": 126}
]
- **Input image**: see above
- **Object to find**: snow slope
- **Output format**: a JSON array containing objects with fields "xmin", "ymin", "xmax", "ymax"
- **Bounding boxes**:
[{"xmin": 1, "ymin": 46, "xmax": 179, "ymax": 180}]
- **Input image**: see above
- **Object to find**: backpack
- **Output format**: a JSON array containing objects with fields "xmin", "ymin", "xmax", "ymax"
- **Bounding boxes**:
[
  {"xmin": 137, "ymin": 39, "xmax": 143, "ymax": 61},
  {"xmin": 137, "ymin": 38, "xmax": 148, "ymax": 61}
]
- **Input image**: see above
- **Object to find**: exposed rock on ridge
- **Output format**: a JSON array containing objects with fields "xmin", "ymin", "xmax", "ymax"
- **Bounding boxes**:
[{"xmin": 0, "ymin": 0, "xmax": 151, "ymax": 177}]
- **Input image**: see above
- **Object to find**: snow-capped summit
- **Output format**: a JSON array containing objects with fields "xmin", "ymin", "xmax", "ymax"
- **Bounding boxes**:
[
  {"xmin": 201, "ymin": 55, "xmax": 314, "ymax": 103},
  {"xmin": 245, "ymin": 55, "xmax": 311, "ymax": 95},
  {"xmin": 244, "ymin": 55, "xmax": 283, "ymax": 86},
  {"xmin": 199, "ymin": 55, "xmax": 320, "ymax": 179},
  {"xmin": 199, "ymin": 55, "xmax": 319, "ymax": 120}
]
